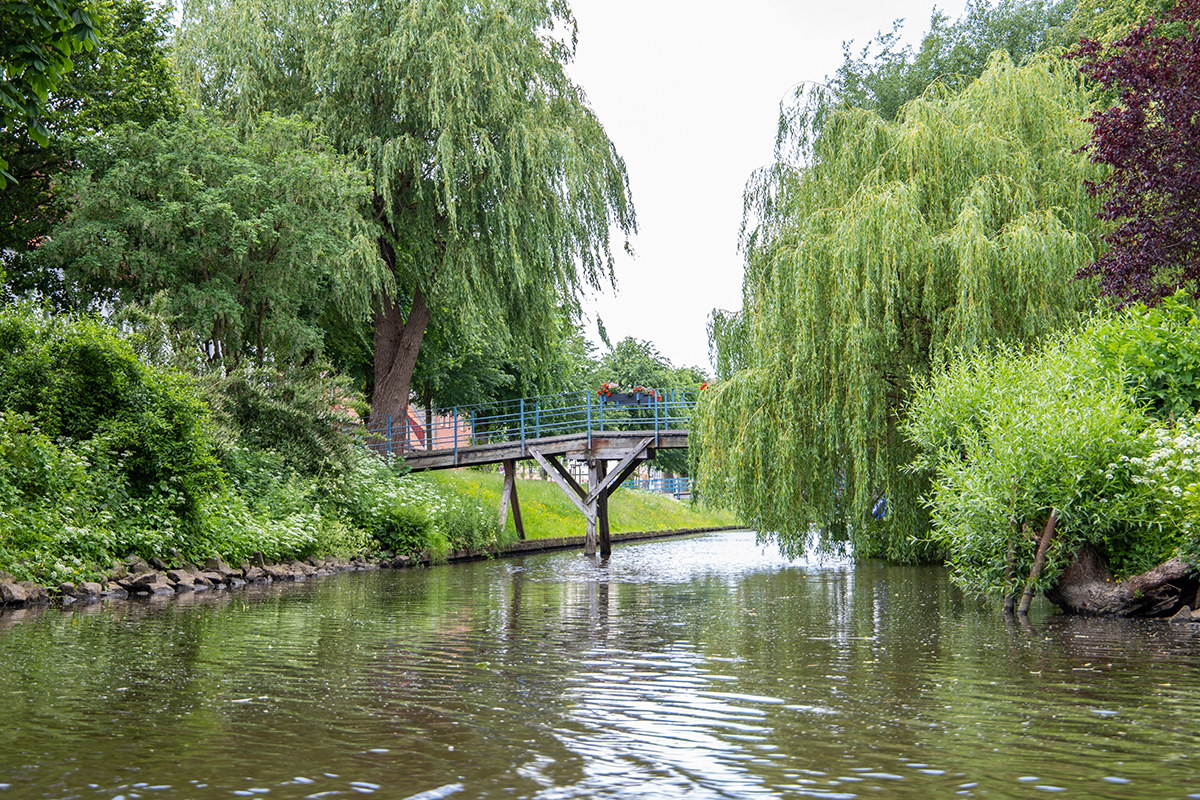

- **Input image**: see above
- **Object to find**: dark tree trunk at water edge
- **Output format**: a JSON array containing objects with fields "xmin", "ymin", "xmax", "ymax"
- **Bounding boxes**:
[{"xmin": 1046, "ymin": 544, "xmax": 1199, "ymax": 617}]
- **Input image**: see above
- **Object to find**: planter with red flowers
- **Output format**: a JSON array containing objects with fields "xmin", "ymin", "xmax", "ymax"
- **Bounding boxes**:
[{"xmin": 596, "ymin": 383, "xmax": 660, "ymax": 406}]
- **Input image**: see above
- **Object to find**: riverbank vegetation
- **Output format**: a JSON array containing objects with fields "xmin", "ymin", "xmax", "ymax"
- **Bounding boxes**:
[
  {"xmin": 0, "ymin": 0, "xmax": 721, "ymax": 590},
  {"xmin": 697, "ymin": 0, "xmax": 1200, "ymax": 614},
  {"xmin": 904, "ymin": 296, "xmax": 1200, "ymax": 614},
  {"xmin": 0, "ymin": 302, "xmax": 725, "ymax": 588}
]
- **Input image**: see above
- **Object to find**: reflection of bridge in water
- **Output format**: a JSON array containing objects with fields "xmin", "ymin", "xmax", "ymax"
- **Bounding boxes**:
[{"xmin": 366, "ymin": 389, "xmax": 697, "ymax": 558}]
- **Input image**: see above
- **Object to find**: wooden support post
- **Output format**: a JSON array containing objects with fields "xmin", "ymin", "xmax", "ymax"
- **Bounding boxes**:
[
  {"xmin": 597, "ymin": 460, "xmax": 611, "ymax": 558},
  {"xmin": 511, "ymin": 472, "xmax": 525, "ymax": 541},
  {"xmin": 529, "ymin": 448, "xmax": 596, "ymax": 538},
  {"xmin": 529, "ymin": 440, "xmax": 652, "ymax": 559},
  {"xmin": 583, "ymin": 438, "xmax": 654, "ymax": 506},
  {"xmin": 498, "ymin": 459, "xmax": 514, "ymax": 530},
  {"xmin": 497, "ymin": 459, "xmax": 526, "ymax": 540},
  {"xmin": 586, "ymin": 459, "xmax": 600, "ymax": 556}
]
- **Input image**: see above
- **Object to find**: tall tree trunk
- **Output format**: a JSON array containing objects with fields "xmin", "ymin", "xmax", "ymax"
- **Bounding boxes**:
[{"xmin": 371, "ymin": 284, "xmax": 431, "ymax": 450}]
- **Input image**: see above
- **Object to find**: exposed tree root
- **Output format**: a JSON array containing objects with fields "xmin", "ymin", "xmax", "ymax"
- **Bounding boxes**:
[{"xmin": 1045, "ymin": 543, "xmax": 1199, "ymax": 617}]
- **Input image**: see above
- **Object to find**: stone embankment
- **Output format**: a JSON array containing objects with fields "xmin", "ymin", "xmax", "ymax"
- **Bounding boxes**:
[
  {"xmin": 0, "ymin": 527, "xmax": 739, "ymax": 610},
  {"xmin": 1169, "ymin": 605, "xmax": 1200, "ymax": 628},
  {"xmin": 0, "ymin": 551, "xmax": 413, "ymax": 609}
]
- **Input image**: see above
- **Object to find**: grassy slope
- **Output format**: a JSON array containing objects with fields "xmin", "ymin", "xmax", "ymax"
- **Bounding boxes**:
[{"xmin": 429, "ymin": 469, "xmax": 740, "ymax": 541}]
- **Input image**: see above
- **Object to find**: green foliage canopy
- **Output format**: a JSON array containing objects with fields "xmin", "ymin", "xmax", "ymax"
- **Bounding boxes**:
[
  {"xmin": 174, "ymin": 0, "xmax": 637, "ymax": 426},
  {"xmin": 695, "ymin": 54, "xmax": 1106, "ymax": 561},
  {"xmin": 2, "ymin": 0, "xmax": 181, "ymax": 304},
  {"xmin": 829, "ymin": 0, "xmax": 1075, "ymax": 123},
  {"xmin": 41, "ymin": 110, "xmax": 380, "ymax": 366},
  {"xmin": 0, "ymin": 0, "xmax": 99, "ymax": 184}
]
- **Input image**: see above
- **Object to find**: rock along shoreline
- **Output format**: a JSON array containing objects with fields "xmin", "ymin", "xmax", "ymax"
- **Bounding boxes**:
[{"xmin": 0, "ymin": 526, "xmax": 743, "ymax": 612}]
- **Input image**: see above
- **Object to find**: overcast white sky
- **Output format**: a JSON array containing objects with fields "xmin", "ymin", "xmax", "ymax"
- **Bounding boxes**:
[{"xmin": 566, "ymin": 0, "xmax": 970, "ymax": 373}]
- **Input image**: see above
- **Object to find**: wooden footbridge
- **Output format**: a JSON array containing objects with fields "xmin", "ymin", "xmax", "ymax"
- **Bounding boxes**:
[{"xmin": 365, "ymin": 389, "xmax": 697, "ymax": 558}]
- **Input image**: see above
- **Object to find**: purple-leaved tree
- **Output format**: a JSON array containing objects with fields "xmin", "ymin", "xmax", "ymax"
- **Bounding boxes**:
[{"xmin": 1073, "ymin": 0, "xmax": 1200, "ymax": 304}]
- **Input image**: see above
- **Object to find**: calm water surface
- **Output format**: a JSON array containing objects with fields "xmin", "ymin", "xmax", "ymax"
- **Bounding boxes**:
[{"xmin": 1, "ymin": 530, "xmax": 1198, "ymax": 799}]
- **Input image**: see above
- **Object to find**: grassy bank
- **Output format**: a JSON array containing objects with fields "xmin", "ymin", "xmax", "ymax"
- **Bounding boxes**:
[{"xmin": 430, "ymin": 469, "xmax": 739, "ymax": 540}]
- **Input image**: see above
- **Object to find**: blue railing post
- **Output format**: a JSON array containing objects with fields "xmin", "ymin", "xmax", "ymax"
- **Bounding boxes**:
[
  {"xmin": 454, "ymin": 406, "xmax": 459, "ymax": 460},
  {"xmin": 599, "ymin": 394, "xmax": 604, "ymax": 431},
  {"xmin": 471, "ymin": 410, "xmax": 476, "ymax": 446},
  {"xmin": 520, "ymin": 397, "xmax": 526, "ymax": 452},
  {"xmin": 386, "ymin": 413, "xmax": 392, "ymax": 457},
  {"xmin": 587, "ymin": 391, "xmax": 593, "ymax": 449},
  {"xmin": 535, "ymin": 401, "xmax": 540, "ymax": 439}
]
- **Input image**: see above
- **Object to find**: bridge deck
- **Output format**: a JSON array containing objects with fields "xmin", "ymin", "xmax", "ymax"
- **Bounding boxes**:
[{"xmin": 402, "ymin": 428, "xmax": 688, "ymax": 471}]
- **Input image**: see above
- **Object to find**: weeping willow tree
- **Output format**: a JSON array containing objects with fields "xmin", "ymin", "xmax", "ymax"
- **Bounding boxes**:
[
  {"xmin": 175, "ymin": 0, "xmax": 635, "ymax": 428},
  {"xmin": 694, "ymin": 53, "xmax": 1108, "ymax": 561}
]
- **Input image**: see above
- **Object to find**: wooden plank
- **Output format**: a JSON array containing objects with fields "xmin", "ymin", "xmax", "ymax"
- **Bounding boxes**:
[
  {"xmin": 498, "ymin": 459, "xmax": 516, "ymax": 532},
  {"xmin": 402, "ymin": 429, "xmax": 688, "ymax": 472},
  {"xmin": 606, "ymin": 456, "xmax": 644, "ymax": 499},
  {"xmin": 511, "ymin": 476, "xmax": 525, "ymax": 540},
  {"xmin": 587, "ymin": 460, "xmax": 600, "ymax": 557},
  {"xmin": 534, "ymin": 449, "xmax": 587, "ymax": 499}
]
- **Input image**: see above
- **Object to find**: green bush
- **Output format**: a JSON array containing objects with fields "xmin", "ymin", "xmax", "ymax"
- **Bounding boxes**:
[
  {"xmin": 1089, "ymin": 292, "xmax": 1200, "ymax": 420},
  {"xmin": 904, "ymin": 312, "xmax": 1200, "ymax": 599},
  {"xmin": 338, "ymin": 450, "xmax": 501, "ymax": 557},
  {"xmin": 0, "ymin": 306, "xmax": 221, "ymax": 530},
  {"xmin": 376, "ymin": 503, "xmax": 432, "ymax": 554}
]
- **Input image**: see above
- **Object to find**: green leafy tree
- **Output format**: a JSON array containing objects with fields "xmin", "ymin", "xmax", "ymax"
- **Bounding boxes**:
[
  {"xmin": 41, "ymin": 110, "xmax": 380, "ymax": 367},
  {"xmin": 695, "ymin": 54, "xmax": 1105, "ymax": 562},
  {"xmin": 1071, "ymin": 0, "xmax": 1200, "ymax": 305},
  {"xmin": 0, "ymin": 0, "xmax": 99, "ymax": 185},
  {"xmin": 2, "ymin": 0, "xmax": 180, "ymax": 302},
  {"xmin": 591, "ymin": 336, "xmax": 705, "ymax": 476},
  {"xmin": 174, "ymin": 0, "xmax": 636, "ymax": 433},
  {"xmin": 1068, "ymin": 0, "xmax": 1175, "ymax": 43},
  {"xmin": 825, "ymin": 0, "xmax": 1075, "ymax": 124}
]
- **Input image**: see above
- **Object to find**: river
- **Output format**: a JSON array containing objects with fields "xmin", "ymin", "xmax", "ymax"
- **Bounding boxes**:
[{"xmin": 0, "ymin": 530, "xmax": 1198, "ymax": 799}]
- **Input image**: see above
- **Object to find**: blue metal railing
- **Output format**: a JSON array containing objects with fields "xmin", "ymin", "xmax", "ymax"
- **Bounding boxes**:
[
  {"xmin": 629, "ymin": 475, "xmax": 692, "ymax": 501},
  {"xmin": 363, "ymin": 387, "xmax": 701, "ymax": 458}
]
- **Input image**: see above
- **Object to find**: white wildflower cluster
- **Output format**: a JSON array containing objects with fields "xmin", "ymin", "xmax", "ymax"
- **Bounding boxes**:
[
  {"xmin": 1124, "ymin": 413, "xmax": 1200, "ymax": 531},
  {"xmin": 349, "ymin": 453, "xmax": 448, "ymax": 518},
  {"xmin": 345, "ymin": 452, "xmax": 495, "ymax": 547}
]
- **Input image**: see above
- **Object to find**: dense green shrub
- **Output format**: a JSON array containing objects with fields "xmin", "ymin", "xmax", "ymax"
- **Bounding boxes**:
[
  {"xmin": 1088, "ymin": 292, "xmax": 1200, "ymax": 420},
  {"xmin": 0, "ymin": 306, "xmax": 519, "ymax": 586},
  {"xmin": 904, "ymin": 307, "xmax": 1200, "ymax": 598},
  {"xmin": 375, "ymin": 504, "xmax": 432, "ymax": 555},
  {"xmin": 338, "ymin": 450, "xmax": 501, "ymax": 558},
  {"xmin": 0, "ymin": 306, "xmax": 221, "ymax": 529}
]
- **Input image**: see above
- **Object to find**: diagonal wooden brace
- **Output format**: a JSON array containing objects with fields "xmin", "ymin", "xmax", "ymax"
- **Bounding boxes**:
[
  {"xmin": 584, "ymin": 438, "xmax": 653, "ymax": 507},
  {"xmin": 529, "ymin": 447, "xmax": 594, "ymax": 522}
]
